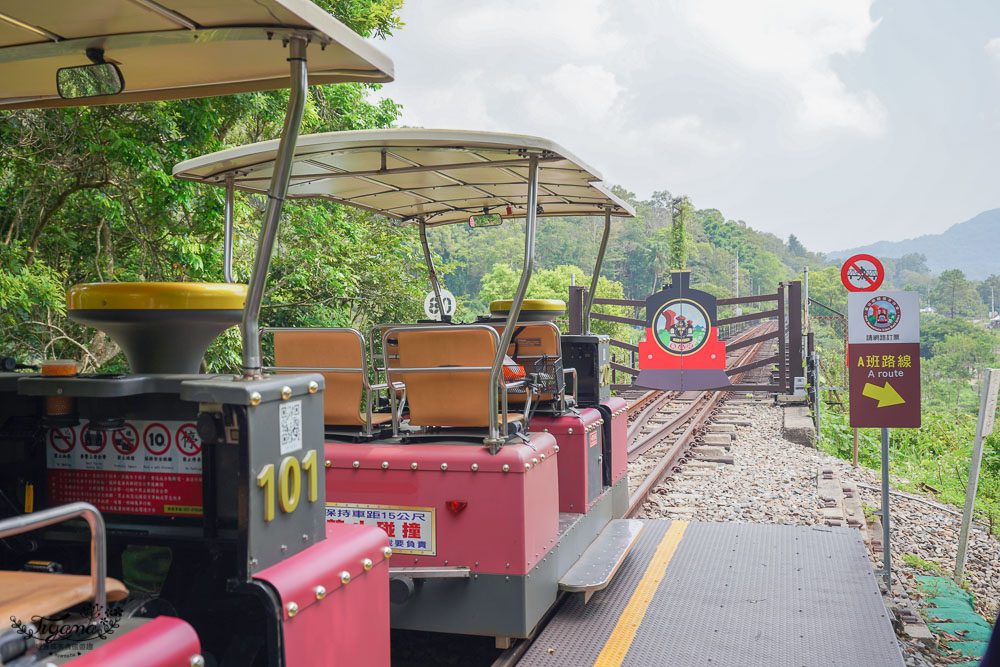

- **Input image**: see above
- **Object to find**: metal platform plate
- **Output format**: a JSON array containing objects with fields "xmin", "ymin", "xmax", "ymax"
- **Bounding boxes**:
[
  {"xmin": 559, "ymin": 519, "xmax": 643, "ymax": 593},
  {"xmin": 519, "ymin": 520, "xmax": 903, "ymax": 666}
]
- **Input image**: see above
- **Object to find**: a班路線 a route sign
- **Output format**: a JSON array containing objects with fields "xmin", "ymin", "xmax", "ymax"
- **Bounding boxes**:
[{"xmin": 848, "ymin": 290, "xmax": 920, "ymax": 428}]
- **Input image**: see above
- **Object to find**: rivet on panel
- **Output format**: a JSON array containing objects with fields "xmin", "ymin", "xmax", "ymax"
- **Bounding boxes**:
[
  {"xmin": 539, "ymin": 454, "xmax": 545, "ymax": 461},
  {"xmin": 352, "ymin": 460, "xmax": 360, "ymax": 469},
  {"xmin": 471, "ymin": 463, "xmax": 479, "ymax": 471},
  {"xmin": 440, "ymin": 463, "xmax": 448, "ymax": 471},
  {"xmin": 314, "ymin": 585, "xmax": 327, "ymax": 599},
  {"xmin": 381, "ymin": 461, "xmax": 389, "ymax": 470},
  {"xmin": 190, "ymin": 656, "xmax": 206, "ymax": 667},
  {"xmin": 411, "ymin": 462, "xmax": 419, "ymax": 470},
  {"xmin": 281, "ymin": 544, "xmax": 287, "ymax": 552},
  {"xmin": 249, "ymin": 391, "xmax": 262, "ymax": 406},
  {"xmin": 308, "ymin": 380, "xmax": 319, "ymax": 394},
  {"xmin": 524, "ymin": 463, "xmax": 531, "ymax": 471},
  {"xmin": 325, "ymin": 459, "xmax": 332, "ymax": 468},
  {"xmin": 287, "ymin": 601, "xmax": 299, "ymax": 617},
  {"xmin": 340, "ymin": 571, "xmax": 351, "ymax": 584},
  {"xmin": 531, "ymin": 458, "xmax": 539, "ymax": 465},
  {"xmin": 554, "ymin": 445, "xmax": 559, "ymax": 453},
  {"xmin": 383, "ymin": 546, "xmax": 392, "ymax": 558},
  {"xmin": 502, "ymin": 464, "xmax": 510, "ymax": 472},
  {"xmin": 281, "ymin": 386, "xmax": 292, "ymax": 400},
  {"xmin": 362, "ymin": 558, "xmax": 373, "ymax": 571},
  {"xmin": 567, "ymin": 428, "xmax": 573, "ymax": 434}
]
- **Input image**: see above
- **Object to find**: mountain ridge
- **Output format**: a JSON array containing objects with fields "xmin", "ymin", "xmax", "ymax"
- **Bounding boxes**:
[{"xmin": 826, "ymin": 209, "xmax": 1000, "ymax": 280}]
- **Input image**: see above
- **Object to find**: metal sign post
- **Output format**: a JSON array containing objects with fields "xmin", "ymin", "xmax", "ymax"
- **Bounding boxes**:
[
  {"xmin": 846, "ymin": 285, "xmax": 921, "ymax": 588},
  {"xmin": 955, "ymin": 368, "xmax": 1000, "ymax": 584}
]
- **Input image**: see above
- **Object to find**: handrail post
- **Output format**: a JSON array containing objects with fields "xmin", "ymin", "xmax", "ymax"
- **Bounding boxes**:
[
  {"xmin": 0, "ymin": 502, "xmax": 106, "ymax": 620},
  {"xmin": 583, "ymin": 208, "xmax": 612, "ymax": 334},
  {"xmin": 485, "ymin": 155, "xmax": 539, "ymax": 451},
  {"xmin": 419, "ymin": 218, "xmax": 447, "ymax": 321},
  {"xmin": 223, "ymin": 173, "xmax": 235, "ymax": 284},
  {"xmin": 240, "ymin": 36, "xmax": 308, "ymax": 379}
]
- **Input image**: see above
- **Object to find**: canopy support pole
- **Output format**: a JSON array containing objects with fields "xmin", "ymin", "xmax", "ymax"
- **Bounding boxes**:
[
  {"xmin": 223, "ymin": 173, "xmax": 235, "ymax": 284},
  {"xmin": 583, "ymin": 208, "xmax": 612, "ymax": 334},
  {"xmin": 240, "ymin": 36, "xmax": 308, "ymax": 379},
  {"xmin": 485, "ymin": 155, "xmax": 539, "ymax": 451},
  {"xmin": 419, "ymin": 218, "xmax": 447, "ymax": 321}
]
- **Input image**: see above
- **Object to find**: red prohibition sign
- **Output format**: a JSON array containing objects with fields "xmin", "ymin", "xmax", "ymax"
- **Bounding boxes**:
[
  {"xmin": 175, "ymin": 423, "xmax": 202, "ymax": 456},
  {"xmin": 112, "ymin": 423, "xmax": 139, "ymax": 455},
  {"xmin": 840, "ymin": 253, "xmax": 885, "ymax": 292},
  {"xmin": 48, "ymin": 427, "xmax": 76, "ymax": 453},
  {"xmin": 80, "ymin": 424, "xmax": 107, "ymax": 454},
  {"xmin": 143, "ymin": 423, "xmax": 171, "ymax": 456}
]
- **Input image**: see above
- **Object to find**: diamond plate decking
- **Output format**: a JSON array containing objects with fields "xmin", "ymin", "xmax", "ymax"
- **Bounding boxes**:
[{"xmin": 518, "ymin": 520, "xmax": 903, "ymax": 666}]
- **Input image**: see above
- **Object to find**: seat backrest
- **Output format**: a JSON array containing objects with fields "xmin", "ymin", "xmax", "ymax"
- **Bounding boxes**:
[
  {"xmin": 490, "ymin": 322, "xmax": 562, "ymax": 401},
  {"xmin": 390, "ymin": 326, "xmax": 499, "ymax": 428},
  {"xmin": 273, "ymin": 329, "xmax": 366, "ymax": 427}
]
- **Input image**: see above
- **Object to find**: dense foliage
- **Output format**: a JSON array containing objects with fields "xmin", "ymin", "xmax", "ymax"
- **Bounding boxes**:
[{"xmin": 0, "ymin": 0, "xmax": 424, "ymax": 372}]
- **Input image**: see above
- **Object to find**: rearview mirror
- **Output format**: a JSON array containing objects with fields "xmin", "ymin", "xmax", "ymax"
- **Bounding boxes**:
[
  {"xmin": 468, "ymin": 213, "xmax": 503, "ymax": 228},
  {"xmin": 57, "ymin": 63, "xmax": 125, "ymax": 99}
]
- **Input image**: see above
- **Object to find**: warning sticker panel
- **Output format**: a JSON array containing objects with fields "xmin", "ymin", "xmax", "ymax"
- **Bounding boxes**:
[
  {"xmin": 326, "ymin": 502, "xmax": 436, "ymax": 556},
  {"xmin": 47, "ymin": 419, "xmax": 202, "ymax": 517}
]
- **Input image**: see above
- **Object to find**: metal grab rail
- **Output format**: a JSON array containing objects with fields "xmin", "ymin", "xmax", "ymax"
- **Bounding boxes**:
[
  {"xmin": 382, "ymin": 324, "xmax": 534, "ymax": 438},
  {"xmin": 0, "ymin": 502, "xmax": 107, "ymax": 617},
  {"xmin": 261, "ymin": 326, "xmax": 403, "ymax": 437}
]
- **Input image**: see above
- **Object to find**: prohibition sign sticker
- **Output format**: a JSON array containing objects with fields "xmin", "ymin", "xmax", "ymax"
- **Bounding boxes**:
[
  {"xmin": 80, "ymin": 424, "xmax": 107, "ymax": 454},
  {"xmin": 112, "ymin": 423, "xmax": 139, "ymax": 455},
  {"xmin": 175, "ymin": 423, "xmax": 202, "ymax": 456},
  {"xmin": 144, "ymin": 423, "xmax": 171, "ymax": 456},
  {"xmin": 49, "ymin": 427, "xmax": 76, "ymax": 453},
  {"xmin": 841, "ymin": 254, "xmax": 884, "ymax": 292}
]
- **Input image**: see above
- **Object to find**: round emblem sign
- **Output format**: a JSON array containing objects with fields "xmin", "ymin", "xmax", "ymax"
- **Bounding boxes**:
[
  {"xmin": 652, "ymin": 299, "xmax": 710, "ymax": 355},
  {"xmin": 863, "ymin": 296, "xmax": 901, "ymax": 333}
]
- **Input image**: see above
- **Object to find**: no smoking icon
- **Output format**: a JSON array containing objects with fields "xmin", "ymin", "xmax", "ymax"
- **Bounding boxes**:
[{"xmin": 48, "ymin": 427, "xmax": 76, "ymax": 453}]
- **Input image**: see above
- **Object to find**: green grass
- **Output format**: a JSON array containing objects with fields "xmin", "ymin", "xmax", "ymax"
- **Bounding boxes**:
[
  {"xmin": 903, "ymin": 553, "xmax": 947, "ymax": 577},
  {"xmin": 817, "ymin": 408, "xmax": 1000, "ymax": 536}
]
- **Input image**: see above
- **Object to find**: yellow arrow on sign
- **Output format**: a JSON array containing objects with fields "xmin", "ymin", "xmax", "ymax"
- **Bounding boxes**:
[{"xmin": 862, "ymin": 381, "xmax": 905, "ymax": 407}]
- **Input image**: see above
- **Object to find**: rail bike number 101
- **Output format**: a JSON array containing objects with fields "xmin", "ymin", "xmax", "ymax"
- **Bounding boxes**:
[{"xmin": 256, "ymin": 449, "xmax": 319, "ymax": 521}]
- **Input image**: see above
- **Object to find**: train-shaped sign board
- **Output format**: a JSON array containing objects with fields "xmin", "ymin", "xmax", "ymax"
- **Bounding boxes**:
[{"xmin": 636, "ymin": 271, "xmax": 732, "ymax": 392}]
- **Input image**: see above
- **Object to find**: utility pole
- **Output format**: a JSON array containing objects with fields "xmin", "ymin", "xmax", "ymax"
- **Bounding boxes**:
[{"xmin": 735, "ymin": 252, "xmax": 742, "ymax": 316}]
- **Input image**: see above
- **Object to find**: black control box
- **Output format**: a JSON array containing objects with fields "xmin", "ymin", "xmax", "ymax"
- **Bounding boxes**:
[{"xmin": 561, "ymin": 334, "xmax": 610, "ymax": 407}]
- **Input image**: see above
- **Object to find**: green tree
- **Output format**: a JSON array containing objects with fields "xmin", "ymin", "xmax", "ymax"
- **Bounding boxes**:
[{"xmin": 930, "ymin": 269, "xmax": 981, "ymax": 319}]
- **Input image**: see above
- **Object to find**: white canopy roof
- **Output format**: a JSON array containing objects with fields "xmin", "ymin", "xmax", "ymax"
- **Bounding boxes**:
[
  {"xmin": 172, "ymin": 128, "xmax": 636, "ymax": 225},
  {"xmin": 0, "ymin": 0, "xmax": 393, "ymax": 109}
]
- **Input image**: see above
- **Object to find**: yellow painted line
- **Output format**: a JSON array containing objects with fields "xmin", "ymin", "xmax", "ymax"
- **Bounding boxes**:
[{"xmin": 593, "ymin": 520, "xmax": 689, "ymax": 667}]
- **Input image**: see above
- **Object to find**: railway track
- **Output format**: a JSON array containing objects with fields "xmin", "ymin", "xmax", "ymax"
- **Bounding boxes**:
[
  {"xmin": 491, "ymin": 323, "xmax": 780, "ymax": 667},
  {"xmin": 621, "ymin": 322, "xmax": 778, "ymax": 517}
]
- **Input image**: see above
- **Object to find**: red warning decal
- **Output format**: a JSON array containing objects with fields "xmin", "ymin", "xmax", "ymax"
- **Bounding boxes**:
[
  {"xmin": 80, "ymin": 424, "xmax": 107, "ymax": 454},
  {"xmin": 49, "ymin": 427, "xmax": 76, "ymax": 453},
  {"xmin": 112, "ymin": 423, "xmax": 139, "ymax": 456},
  {"xmin": 175, "ymin": 423, "xmax": 202, "ymax": 457},
  {"xmin": 143, "ymin": 423, "xmax": 171, "ymax": 456}
]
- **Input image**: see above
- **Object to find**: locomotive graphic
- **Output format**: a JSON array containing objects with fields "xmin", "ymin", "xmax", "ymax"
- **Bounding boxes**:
[{"xmin": 636, "ymin": 271, "xmax": 731, "ymax": 391}]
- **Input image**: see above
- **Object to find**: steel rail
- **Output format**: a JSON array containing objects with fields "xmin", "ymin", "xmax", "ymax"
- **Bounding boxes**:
[
  {"xmin": 625, "ymin": 323, "xmax": 774, "ymax": 455},
  {"xmin": 625, "ymin": 323, "xmax": 776, "ymax": 517}
]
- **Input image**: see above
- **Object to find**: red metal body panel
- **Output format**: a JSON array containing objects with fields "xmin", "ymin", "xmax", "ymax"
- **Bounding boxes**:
[
  {"xmin": 602, "ymin": 397, "xmax": 628, "ymax": 484},
  {"xmin": 65, "ymin": 616, "xmax": 200, "ymax": 667},
  {"xmin": 325, "ymin": 434, "xmax": 559, "ymax": 575},
  {"xmin": 530, "ymin": 409, "xmax": 603, "ymax": 513},
  {"xmin": 254, "ymin": 522, "xmax": 390, "ymax": 667},
  {"xmin": 638, "ymin": 325, "xmax": 725, "ymax": 371}
]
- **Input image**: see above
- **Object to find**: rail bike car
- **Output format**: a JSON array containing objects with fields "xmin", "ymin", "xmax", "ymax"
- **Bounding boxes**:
[
  {"xmin": 0, "ymin": 2, "xmax": 397, "ymax": 665},
  {"xmin": 172, "ymin": 129, "xmax": 641, "ymax": 646}
]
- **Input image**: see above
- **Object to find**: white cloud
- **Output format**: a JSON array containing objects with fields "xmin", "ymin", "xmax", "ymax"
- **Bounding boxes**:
[
  {"xmin": 667, "ymin": 0, "xmax": 885, "ymax": 135},
  {"xmin": 986, "ymin": 37, "xmax": 1000, "ymax": 60}
]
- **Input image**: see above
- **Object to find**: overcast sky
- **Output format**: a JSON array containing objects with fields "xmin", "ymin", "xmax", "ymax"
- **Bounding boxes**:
[{"xmin": 373, "ymin": 0, "xmax": 1000, "ymax": 252}]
